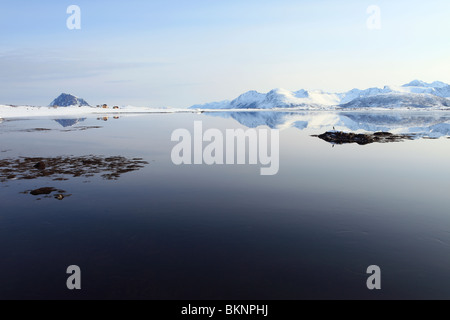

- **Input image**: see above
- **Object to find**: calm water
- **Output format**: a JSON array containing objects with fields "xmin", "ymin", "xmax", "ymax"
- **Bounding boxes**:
[{"xmin": 0, "ymin": 111, "xmax": 450, "ymax": 299}]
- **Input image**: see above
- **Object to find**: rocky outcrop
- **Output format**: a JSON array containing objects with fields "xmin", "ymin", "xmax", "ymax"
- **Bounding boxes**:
[
  {"xmin": 314, "ymin": 131, "xmax": 414, "ymax": 145},
  {"xmin": 49, "ymin": 93, "xmax": 90, "ymax": 107}
]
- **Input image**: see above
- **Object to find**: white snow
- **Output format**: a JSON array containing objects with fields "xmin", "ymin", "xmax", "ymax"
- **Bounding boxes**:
[{"xmin": 0, "ymin": 105, "xmax": 194, "ymax": 119}]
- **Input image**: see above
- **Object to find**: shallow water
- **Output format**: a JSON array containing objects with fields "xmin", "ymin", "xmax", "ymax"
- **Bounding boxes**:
[{"xmin": 0, "ymin": 111, "xmax": 449, "ymax": 299}]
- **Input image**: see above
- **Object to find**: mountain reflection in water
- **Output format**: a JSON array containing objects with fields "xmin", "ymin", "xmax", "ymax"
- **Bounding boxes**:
[{"xmin": 209, "ymin": 111, "xmax": 450, "ymax": 138}]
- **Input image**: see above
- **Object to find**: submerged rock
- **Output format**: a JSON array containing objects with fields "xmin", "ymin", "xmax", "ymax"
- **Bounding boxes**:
[
  {"xmin": 33, "ymin": 162, "xmax": 46, "ymax": 170},
  {"xmin": 1, "ymin": 155, "xmax": 148, "ymax": 182},
  {"xmin": 1, "ymin": 155, "xmax": 149, "ymax": 199},
  {"xmin": 27, "ymin": 187, "xmax": 70, "ymax": 200},
  {"xmin": 30, "ymin": 187, "xmax": 57, "ymax": 196}
]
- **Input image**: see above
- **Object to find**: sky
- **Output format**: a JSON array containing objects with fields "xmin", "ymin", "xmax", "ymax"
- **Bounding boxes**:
[{"xmin": 1, "ymin": 0, "xmax": 450, "ymax": 107}]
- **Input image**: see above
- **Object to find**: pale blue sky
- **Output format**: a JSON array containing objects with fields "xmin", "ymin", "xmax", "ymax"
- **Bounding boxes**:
[{"xmin": 1, "ymin": 0, "xmax": 450, "ymax": 107}]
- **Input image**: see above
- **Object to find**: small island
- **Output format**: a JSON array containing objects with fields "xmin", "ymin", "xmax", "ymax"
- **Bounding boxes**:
[{"xmin": 314, "ymin": 131, "xmax": 414, "ymax": 145}]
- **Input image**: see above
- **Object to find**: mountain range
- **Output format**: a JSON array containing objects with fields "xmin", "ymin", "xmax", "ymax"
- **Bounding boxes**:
[{"xmin": 191, "ymin": 80, "xmax": 450, "ymax": 110}]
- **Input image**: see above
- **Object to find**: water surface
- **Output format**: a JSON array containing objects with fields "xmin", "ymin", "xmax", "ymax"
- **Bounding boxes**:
[{"xmin": 0, "ymin": 111, "xmax": 449, "ymax": 299}]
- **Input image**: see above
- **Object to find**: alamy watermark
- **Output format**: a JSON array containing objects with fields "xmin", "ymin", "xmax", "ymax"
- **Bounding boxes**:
[
  {"xmin": 366, "ymin": 5, "xmax": 381, "ymax": 30},
  {"xmin": 171, "ymin": 121, "xmax": 279, "ymax": 176},
  {"xmin": 66, "ymin": 265, "xmax": 81, "ymax": 290},
  {"xmin": 366, "ymin": 265, "xmax": 381, "ymax": 290},
  {"xmin": 67, "ymin": 5, "xmax": 81, "ymax": 30},
  {"xmin": 64, "ymin": 264, "xmax": 380, "ymax": 292}
]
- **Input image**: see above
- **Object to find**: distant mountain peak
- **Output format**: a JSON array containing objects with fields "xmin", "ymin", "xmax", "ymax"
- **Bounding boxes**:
[
  {"xmin": 402, "ymin": 80, "xmax": 449, "ymax": 88},
  {"xmin": 403, "ymin": 80, "xmax": 428, "ymax": 87},
  {"xmin": 49, "ymin": 93, "xmax": 90, "ymax": 107},
  {"xmin": 430, "ymin": 81, "xmax": 449, "ymax": 88}
]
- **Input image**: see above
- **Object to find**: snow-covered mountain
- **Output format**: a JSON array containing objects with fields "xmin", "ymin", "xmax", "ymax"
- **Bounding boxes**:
[
  {"xmin": 49, "ymin": 93, "xmax": 90, "ymax": 107},
  {"xmin": 340, "ymin": 92, "xmax": 450, "ymax": 109},
  {"xmin": 191, "ymin": 81, "xmax": 450, "ymax": 110}
]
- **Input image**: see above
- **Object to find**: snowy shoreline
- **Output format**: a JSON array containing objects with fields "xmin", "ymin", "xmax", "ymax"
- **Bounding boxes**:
[
  {"xmin": 0, "ymin": 105, "xmax": 195, "ymax": 119},
  {"xmin": 1, "ymin": 104, "xmax": 450, "ymax": 120}
]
